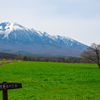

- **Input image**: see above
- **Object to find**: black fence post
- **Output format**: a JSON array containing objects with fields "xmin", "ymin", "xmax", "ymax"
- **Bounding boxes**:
[
  {"xmin": 3, "ymin": 89, "xmax": 8, "ymax": 100},
  {"xmin": 2, "ymin": 82, "xmax": 8, "ymax": 100}
]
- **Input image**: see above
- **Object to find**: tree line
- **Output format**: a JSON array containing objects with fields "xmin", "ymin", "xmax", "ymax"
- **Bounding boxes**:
[
  {"xmin": 0, "ymin": 52, "xmax": 17, "ymax": 60},
  {"xmin": 16, "ymin": 53, "xmax": 93, "ymax": 63},
  {"xmin": 0, "ymin": 52, "xmax": 94, "ymax": 64}
]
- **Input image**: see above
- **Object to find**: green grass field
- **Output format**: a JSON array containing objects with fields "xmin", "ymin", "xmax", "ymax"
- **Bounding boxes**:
[{"xmin": 0, "ymin": 61, "xmax": 100, "ymax": 100}]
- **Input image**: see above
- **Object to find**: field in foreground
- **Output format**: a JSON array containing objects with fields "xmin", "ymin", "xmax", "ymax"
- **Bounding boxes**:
[{"xmin": 0, "ymin": 61, "xmax": 100, "ymax": 100}]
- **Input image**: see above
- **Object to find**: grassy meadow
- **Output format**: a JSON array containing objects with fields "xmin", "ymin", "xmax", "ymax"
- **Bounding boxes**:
[{"xmin": 0, "ymin": 61, "xmax": 100, "ymax": 100}]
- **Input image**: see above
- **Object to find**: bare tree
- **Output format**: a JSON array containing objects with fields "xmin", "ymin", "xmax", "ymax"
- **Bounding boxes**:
[
  {"xmin": 16, "ymin": 53, "xmax": 23, "ymax": 60},
  {"xmin": 81, "ymin": 43, "xmax": 100, "ymax": 68}
]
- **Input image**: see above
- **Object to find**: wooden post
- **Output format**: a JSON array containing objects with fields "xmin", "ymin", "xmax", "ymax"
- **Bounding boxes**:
[
  {"xmin": 3, "ymin": 89, "xmax": 8, "ymax": 100},
  {"xmin": 2, "ymin": 82, "xmax": 8, "ymax": 100}
]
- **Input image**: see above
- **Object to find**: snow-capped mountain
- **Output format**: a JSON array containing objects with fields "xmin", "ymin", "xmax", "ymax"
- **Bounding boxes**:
[
  {"xmin": 0, "ymin": 22, "xmax": 27, "ymax": 38},
  {"xmin": 0, "ymin": 22, "xmax": 88, "ymax": 57}
]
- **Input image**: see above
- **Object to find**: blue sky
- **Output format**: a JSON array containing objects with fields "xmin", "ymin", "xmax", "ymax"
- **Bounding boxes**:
[{"xmin": 0, "ymin": 0, "xmax": 100, "ymax": 45}]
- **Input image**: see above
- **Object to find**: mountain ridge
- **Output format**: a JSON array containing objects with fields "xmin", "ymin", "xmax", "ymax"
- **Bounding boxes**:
[{"xmin": 0, "ymin": 22, "xmax": 88, "ymax": 57}]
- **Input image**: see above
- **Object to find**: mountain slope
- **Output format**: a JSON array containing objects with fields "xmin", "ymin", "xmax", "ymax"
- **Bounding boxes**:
[{"xmin": 0, "ymin": 22, "xmax": 88, "ymax": 57}]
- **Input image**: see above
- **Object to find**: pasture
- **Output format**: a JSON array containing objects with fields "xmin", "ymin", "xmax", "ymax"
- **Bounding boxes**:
[{"xmin": 0, "ymin": 61, "xmax": 100, "ymax": 100}]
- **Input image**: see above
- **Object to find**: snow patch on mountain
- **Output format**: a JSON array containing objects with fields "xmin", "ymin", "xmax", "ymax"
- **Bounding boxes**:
[
  {"xmin": 37, "ymin": 31, "xmax": 43, "ymax": 36},
  {"xmin": 30, "ymin": 28, "xmax": 43, "ymax": 36},
  {"xmin": 50, "ymin": 35, "xmax": 59, "ymax": 40},
  {"xmin": 0, "ymin": 26, "xmax": 2, "ymax": 29},
  {"xmin": 5, "ymin": 23, "xmax": 24, "ymax": 31},
  {"xmin": 0, "ymin": 22, "xmax": 28, "ymax": 39}
]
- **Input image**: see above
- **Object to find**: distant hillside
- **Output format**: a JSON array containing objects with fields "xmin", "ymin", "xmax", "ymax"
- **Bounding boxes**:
[
  {"xmin": 0, "ymin": 52, "xmax": 17, "ymax": 59},
  {"xmin": 0, "ymin": 22, "xmax": 88, "ymax": 57}
]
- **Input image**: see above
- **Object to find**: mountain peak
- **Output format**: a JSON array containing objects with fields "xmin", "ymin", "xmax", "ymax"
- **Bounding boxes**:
[
  {"xmin": 0, "ymin": 22, "xmax": 25, "ymax": 30},
  {"xmin": 0, "ymin": 22, "xmax": 27, "ymax": 39}
]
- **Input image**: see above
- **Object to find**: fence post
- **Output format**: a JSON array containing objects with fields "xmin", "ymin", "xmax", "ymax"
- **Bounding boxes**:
[
  {"xmin": 2, "ymin": 82, "xmax": 8, "ymax": 100},
  {"xmin": 3, "ymin": 89, "xmax": 8, "ymax": 100}
]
